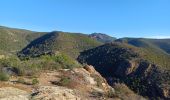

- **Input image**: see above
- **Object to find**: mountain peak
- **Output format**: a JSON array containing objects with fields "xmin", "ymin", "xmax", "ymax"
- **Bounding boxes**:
[{"xmin": 89, "ymin": 33, "xmax": 116, "ymax": 43}]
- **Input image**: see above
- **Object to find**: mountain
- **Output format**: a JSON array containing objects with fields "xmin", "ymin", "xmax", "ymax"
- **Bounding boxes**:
[
  {"xmin": 78, "ymin": 42, "xmax": 170, "ymax": 99},
  {"xmin": 0, "ymin": 26, "xmax": 46, "ymax": 55},
  {"xmin": 115, "ymin": 38, "xmax": 170, "ymax": 69},
  {"xmin": 89, "ymin": 33, "xmax": 116, "ymax": 43},
  {"xmin": 116, "ymin": 38, "xmax": 170, "ymax": 54},
  {"xmin": 1, "ymin": 26, "xmax": 170, "ymax": 99},
  {"xmin": 146, "ymin": 39, "xmax": 170, "ymax": 54},
  {"xmin": 18, "ymin": 31, "xmax": 102, "ymax": 59}
]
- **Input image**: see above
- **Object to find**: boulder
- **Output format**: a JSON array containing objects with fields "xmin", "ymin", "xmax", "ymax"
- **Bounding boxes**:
[
  {"xmin": 2, "ymin": 67, "xmax": 20, "ymax": 76},
  {"xmin": 72, "ymin": 68, "xmax": 96, "ymax": 85},
  {"xmin": 84, "ymin": 65, "xmax": 96, "ymax": 74}
]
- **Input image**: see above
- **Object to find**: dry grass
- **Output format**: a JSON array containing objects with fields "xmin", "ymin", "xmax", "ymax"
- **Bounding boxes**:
[{"xmin": 0, "ymin": 82, "xmax": 32, "ymax": 92}]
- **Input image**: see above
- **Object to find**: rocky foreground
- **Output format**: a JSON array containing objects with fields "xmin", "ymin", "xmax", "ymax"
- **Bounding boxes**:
[{"xmin": 0, "ymin": 65, "xmax": 145, "ymax": 100}]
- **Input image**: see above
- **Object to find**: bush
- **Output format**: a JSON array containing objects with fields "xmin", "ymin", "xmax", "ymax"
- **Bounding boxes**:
[
  {"xmin": 58, "ymin": 77, "xmax": 71, "ymax": 86},
  {"xmin": 0, "ymin": 72, "xmax": 9, "ymax": 81},
  {"xmin": 40, "ymin": 54, "xmax": 81, "ymax": 70},
  {"xmin": 0, "ymin": 53, "xmax": 81, "ymax": 77},
  {"xmin": 32, "ymin": 78, "xmax": 39, "ymax": 85}
]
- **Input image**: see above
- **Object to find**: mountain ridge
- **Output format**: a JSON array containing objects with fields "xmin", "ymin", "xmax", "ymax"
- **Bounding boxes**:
[
  {"xmin": 78, "ymin": 42, "xmax": 170, "ymax": 99},
  {"xmin": 18, "ymin": 31, "xmax": 102, "ymax": 59}
]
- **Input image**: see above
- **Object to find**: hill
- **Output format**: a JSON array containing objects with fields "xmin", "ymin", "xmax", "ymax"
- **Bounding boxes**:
[
  {"xmin": 18, "ymin": 31, "xmax": 102, "ymax": 59},
  {"xmin": 116, "ymin": 38, "xmax": 170, "ymax": 54},
  {"xmin": 115, "ymin": 38, "xmax": 170, "ymax": 69},
  {"xmin": 89, "ymin": 33, "xmax": 116, "ymax": 43},
  {"xmin": 78, "ymin": 42, "xmax": 170, "ymax": 99},
  {"xmin": 147, "ymin": 39, "xmax": 170, "ymax": 54},
  {"xmin": 0, "ymin": 26, "xmax": 45, "ymax": 55}
]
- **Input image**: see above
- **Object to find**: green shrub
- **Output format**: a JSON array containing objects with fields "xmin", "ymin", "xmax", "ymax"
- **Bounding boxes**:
[
  {"xmin": 0, "ymin": 72, "xmax": 9, "ymax": 81},
  {"xmin": 32, "ymin": 78, "xmax": 39, "ymax": 85},
  {"xmin": 0, "ymin": 53, "xmax": 81, "ymax": 77},
  {"xmin": 40, "ymin": 54, "xmax": 81, "ymax": 70},
  {"xmin": 58, "ymin": 77, "xmax": 71, "ymax": 86}
]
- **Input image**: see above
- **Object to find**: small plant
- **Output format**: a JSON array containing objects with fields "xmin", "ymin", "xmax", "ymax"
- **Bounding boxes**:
[
  {"xmin": 32, "ymin": 78, "xmax": 39, "ymax": 85},
  {"xmin": 0, "ymin": 72, "xmax": 9, "ymax": 81},
  {"xmin": 58, "ymin": 77, "xmax": 71, "ymax": 86}
]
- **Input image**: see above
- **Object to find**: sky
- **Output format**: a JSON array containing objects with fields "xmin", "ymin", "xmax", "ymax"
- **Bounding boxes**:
[{"xmin": 0, "ymin": 0, "xmax": 170, "ymax": 38}]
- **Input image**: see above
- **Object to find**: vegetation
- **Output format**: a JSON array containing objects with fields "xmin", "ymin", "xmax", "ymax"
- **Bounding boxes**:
[
  {"xmin": 0, "ymin": 72, "xmax": 9, "ymax": 81},
  {"xmin": 0, "ymin": 26, "xmax": 45, "ymax": 55},
  {"xmin": 116, "ymin": 38, "xmax": 170, "ymax": 69},
  {"xmin": 58, "ymin": 77, "xmax": 71, "ymax": 86},
  {"xmin": 0, "ymin": 52, "xmax": 81, "ymax": 76},
  {"xmin": 78, "ymin": 42, "xmax": 170, "ymax": 99},
  {"xmin": 113, "ymin": 83, "xmax": 144, "ymax": 99},
  {"xmin": 32, "ymin": 78, "xmax": 39, "ymax": 85},
  {"xmin": 18, "ymin": 31, "xmax": 102, "ymax": 59},
  {"xmin": 78, "ymin": 42, "xmax": 140, "ymax": 76},
  {"xmin": 1, "ymin": 26, "xmax": 170, "ymax": 99}
]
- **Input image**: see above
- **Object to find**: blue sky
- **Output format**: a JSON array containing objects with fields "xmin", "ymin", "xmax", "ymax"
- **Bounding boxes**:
[{"xmin": 0, "ymin": 0, "xmax": 170, "ymax": 38}]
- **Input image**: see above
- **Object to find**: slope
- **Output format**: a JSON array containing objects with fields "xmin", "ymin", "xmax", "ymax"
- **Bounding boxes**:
[
  {"xmin": 78, "ymin": 42, "xmax": 170, "ymax": 99},
  {"xmin": 0, "ymin": 26, "xmax": 46, "ymax": 55},
  {"xmin": 115, "ymin": 38, "xmax": 170, "ymax": 68},
  {"xmin": 18, "ymin": 31, "xmax": 102, "ymax": 59}
]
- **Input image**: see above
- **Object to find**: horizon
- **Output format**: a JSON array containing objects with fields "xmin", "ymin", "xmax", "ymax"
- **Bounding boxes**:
[
  {"xmin": 0, "ymin": 0, "xmax": 170, "ymax": 38},
  {"xmin": 1, "ymin": 25, "xmax": 170, "ymax": 39}
]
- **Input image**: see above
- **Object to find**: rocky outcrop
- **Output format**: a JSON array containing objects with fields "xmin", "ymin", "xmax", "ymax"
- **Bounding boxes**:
[
  {"xmin": 31, "ymin": 67, "xmax": 118, "ymax": 100},
  {"xmin": 0, "ymin": 87, "xmax": 29, "ymax": 100},
  {"xmin": 31, "ymin": 86, "xmax": 80, "ymax": 100},
  {"xmin": 89, "ymin": 33, "xmax": 116, "ymax": 43},
  {"xmin": 71, "ymin": 68, "xmax": 97, "ymax": 85},
  {"xmin": 83, "ymin": 65, "xmax": 114, "ymax": 92},
  {"xmin": 84, "ymin": 65, "xmax": 96, "ymax": 74},
  {"xmin": 33, "ymin": 67, "xmax": 118, "ymax": 100}
]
